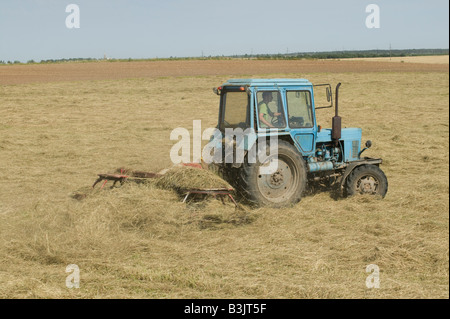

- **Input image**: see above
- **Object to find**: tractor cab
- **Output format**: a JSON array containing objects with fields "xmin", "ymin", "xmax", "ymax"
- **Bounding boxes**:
[{"xmin": 215, "ymin": 79, "xmax": 346, "ymax": 159}]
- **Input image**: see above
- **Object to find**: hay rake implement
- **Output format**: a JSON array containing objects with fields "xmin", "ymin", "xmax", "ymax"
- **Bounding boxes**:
[{"xmin": 91, "ymin": 165, "xmax": 237, "ymax": 206}]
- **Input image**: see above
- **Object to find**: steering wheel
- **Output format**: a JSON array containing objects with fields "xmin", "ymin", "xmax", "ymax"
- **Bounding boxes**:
[
  {"xmin": 271, "ymin": 115, "xmax": 286, "ymax": 127},
  {"xmin": 289, "ymin": 116, "xmax": 304, "ymax": 127}
]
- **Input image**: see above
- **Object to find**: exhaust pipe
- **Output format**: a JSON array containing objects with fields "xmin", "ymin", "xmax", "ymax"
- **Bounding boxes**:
[{"xmin": 332, "ymin": 83, "xmax": 342, "ymax": 144}]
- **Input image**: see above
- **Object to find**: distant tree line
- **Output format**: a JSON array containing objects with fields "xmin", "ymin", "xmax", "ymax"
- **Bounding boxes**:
[
  {"xmin": 0, "ymin": 57, "xmax": 99, "ymax": 65},
  {"xmin": 248, "ymin": 48, "xmax": 449, "ymax": 60},
  {"xmin": 0, "ymin": 60, "xmax": 22, "ymax": 64},
  {"xmin": 0, "ymin": 49, "xmax": 448, "ymax": 65}
]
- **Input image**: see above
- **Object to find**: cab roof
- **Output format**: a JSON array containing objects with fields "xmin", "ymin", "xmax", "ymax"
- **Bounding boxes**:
[{"xmin": 222, "ymin": 78, "xmax": 312, "ymax": 87}]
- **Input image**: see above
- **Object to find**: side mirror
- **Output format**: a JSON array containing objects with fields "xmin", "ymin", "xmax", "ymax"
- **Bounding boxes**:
[
  {"xmin": 326, "ymin": 87, "xmax": 332, "ymax": 102},
  {"xmin": 358, "ymin": 140, "xmax": 372, "ymax": 158},
  {"xmin": 313, "ymin": 84, "xmax": 333, "ymax": 109}
]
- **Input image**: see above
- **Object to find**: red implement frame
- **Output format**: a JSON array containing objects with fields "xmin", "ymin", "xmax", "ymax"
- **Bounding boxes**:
[
  {"xmin": 182, "ymin": 188, "xmax": 237, "ymax": 207},
  {"xmin": 92, "ymin": 174, "xmax": 129, "ymax": 189}
]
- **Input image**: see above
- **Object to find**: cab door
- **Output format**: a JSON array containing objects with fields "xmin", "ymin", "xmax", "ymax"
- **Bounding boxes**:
[{"xmin": 284, "ymin": 88, "xmax": 316, "ymax": 156}]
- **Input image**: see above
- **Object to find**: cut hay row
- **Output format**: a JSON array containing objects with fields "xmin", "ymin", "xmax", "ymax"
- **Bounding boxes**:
[{"xmin": 154, "ymin": 166, "xmax": 233, "ymax": 192}]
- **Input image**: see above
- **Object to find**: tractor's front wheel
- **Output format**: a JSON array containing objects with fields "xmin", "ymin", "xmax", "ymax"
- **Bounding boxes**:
[
  {"xmin": 238, "ymin": 141, "xmax": 307, "ymax": 207},
  {"xmin": 345, "ymin": 164, "xmax": 388, "ymax": 198}
]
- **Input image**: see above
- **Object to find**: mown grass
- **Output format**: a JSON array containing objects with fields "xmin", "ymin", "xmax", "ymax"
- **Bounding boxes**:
[{"xmin": 0, "ymin": 69, "xmax": 448, "ymax": 298}]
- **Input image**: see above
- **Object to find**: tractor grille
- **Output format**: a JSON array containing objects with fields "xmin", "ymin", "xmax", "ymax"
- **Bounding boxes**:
[{"xmin": 352, "ymin": 140, "xmax": 359, "ymax": 158}]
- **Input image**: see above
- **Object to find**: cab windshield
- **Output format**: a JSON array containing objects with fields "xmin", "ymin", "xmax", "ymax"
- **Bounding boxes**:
[{"xmin": 219, "ymin": 90, "xmax": 250, "ymax": 130}]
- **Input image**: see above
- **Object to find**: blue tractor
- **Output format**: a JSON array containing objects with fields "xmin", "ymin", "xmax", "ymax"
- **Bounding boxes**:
[{"xmin": 211, "ymin": 79, "xmax": 388, "ymax": 207}]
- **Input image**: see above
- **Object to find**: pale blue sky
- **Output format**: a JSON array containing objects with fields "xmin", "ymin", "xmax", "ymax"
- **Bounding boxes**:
[{"xmin": 0, "ymin": 0, "xmax": 448, "ymax": 62}]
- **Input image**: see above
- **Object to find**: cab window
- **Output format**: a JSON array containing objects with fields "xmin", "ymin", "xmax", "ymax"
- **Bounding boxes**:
[
  {"xmin": 256, "ymin": 91, "xmax": 286, "ymax": 129},
  {"xmin": 286, "ymin": 91, "xmax": 313, "ymax": 128}
]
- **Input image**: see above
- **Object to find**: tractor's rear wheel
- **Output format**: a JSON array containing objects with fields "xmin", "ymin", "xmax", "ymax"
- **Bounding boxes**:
[
  {"xmin": 238, "ymin": 140, "xmax": 307, "ymax": 207},
  {"xmin": 345, "ymin": 164, "xmax": 388, "ymax": 198}
]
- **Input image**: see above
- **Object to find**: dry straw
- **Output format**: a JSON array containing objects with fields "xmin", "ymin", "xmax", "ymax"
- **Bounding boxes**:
[
  {"xmin": 155, "ymin": 166, "xmax": 233, "ymax": 191},
  {"xmin": 0, "ymin": 65, "xmax": 448, "ymax": 299}
]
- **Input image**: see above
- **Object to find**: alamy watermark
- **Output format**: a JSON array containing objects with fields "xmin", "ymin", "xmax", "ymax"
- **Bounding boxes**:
[
  {"xmin": 64, "ymin": 4, "xmax": 378, "ymax": 30},
  {"xmin": 365, "ymin": 264, "xmax": 380, "ymax": 289},
  {"xmin": 365, "ymin": 4, "xmax": 380, "ymax": 29},
  {"xmin": 66, "ymin": 264, "xmax": 80, "ymax": 289},
  {"xmin": 65, "ymin": 4, "xmax": 80, "ymax": 29},
  {"xmin": 170, "ymin": 120, "xmax": 279, "ymax": 174}
]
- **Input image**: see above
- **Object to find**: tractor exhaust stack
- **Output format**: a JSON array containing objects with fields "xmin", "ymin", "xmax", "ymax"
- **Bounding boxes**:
[{"xmin": 332, "ymin": 83, "xmax": 342, "ymax": 144}]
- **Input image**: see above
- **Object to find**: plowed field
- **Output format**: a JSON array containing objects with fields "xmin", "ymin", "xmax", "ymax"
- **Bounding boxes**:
[{"xmin": 1, "ymin": 58, "xmax": 447, "ymax": 85}]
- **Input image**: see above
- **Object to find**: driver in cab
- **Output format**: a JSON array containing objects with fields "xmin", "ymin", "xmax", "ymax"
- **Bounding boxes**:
[{"xmin": 259, "ymin": 91, "xmax": 282, "ymax": 128}]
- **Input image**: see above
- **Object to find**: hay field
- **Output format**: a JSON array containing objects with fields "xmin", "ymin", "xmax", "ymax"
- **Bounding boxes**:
[{"xmin": 0, "ymin": 59, "xmax": 448, "ymax": 298}]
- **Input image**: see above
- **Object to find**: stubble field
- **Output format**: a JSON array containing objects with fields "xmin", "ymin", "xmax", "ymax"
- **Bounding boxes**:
[{"xmin": 0, "ymin": 58, "xmax": 448, "ymax": 298}]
